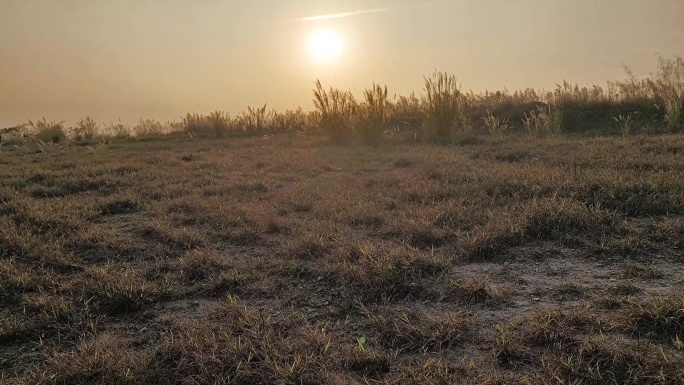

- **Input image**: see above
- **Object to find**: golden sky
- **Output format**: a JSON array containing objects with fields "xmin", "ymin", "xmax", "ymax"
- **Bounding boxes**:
[{"xmin": 1, "ymin": 0, "xmax": 682, "ymax": 127}]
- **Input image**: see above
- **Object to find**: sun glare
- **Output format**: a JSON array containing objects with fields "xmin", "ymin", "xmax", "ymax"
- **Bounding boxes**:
[{"xmin": 308, "ymin": 29, "xmax": 343, "ymax": 63}]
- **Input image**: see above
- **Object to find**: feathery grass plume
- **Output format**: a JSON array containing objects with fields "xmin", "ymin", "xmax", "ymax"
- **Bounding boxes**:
[
  {"xmin": 613, "ymin": 113, "xmax": 635, "ymax": 136},
  {"xmin": 358, "ymin": 83, "xmax": 389, "ymax": 145},
  {"xmin": 391, "ymin": 92, "xmax": 421, "ymax": 118},
  {"xmin": 26, "ymin": 118, "xmax": 67, "ymax": 143},
  {"xmin": 523, "ymin": 105, "xmax": 563, "ymax": 136},
  {"xmin": 272, "ymin": 108, "xmax": 310, "ymax": 133},
  {"xmin": 208, "ymin": 111, "xmax": 230, "ymax": 138},
  {"xmin": 313, "ymin": 79, "xmax": 357, "ymax": 144},
  {"xmin": 165, "ymin": 119, "xmax": 184, "ymax": 133},
  {"xmin": 182, "ymin": 113, "xmax": 209, "ymax": 134},
  {"xmin": 616, "ymin": 56, "xmax": 683, "ymax": 131},
  {"xmin": 102, "ymin": 121, "xmax": 131, "ymax": 139},
  {"xmin": 651, "ymin": 56, "xmax": 684, "ymax": 131},
  {"xmin": 134, "ymin": 119, "xmax": 166, "ymax": 137},
  {"xmin": 0, "ymin": 124, "xmax": 27, "ymax": 144},
  {"xmin": 545, "ymin": 81, "xmax": 613, "ymax": 106},
  {"xmin": 422, "ymin": 72, "xmax": 465, "ymax": 142},
  {"xmin": 71, "ymin": 117, "xmax": 98, "ymax": 141},
  {"xmin": 483, "ymin": 111, "xmax": 511, "ymax": 135},
  {"xmin": 238, "ymin": 104, "xmax": 274, "ymax": 132}
]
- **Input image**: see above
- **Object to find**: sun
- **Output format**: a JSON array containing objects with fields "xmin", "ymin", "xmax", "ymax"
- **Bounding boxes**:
[{"xmin": 308, "ymin": 29, "xmax": 343, "ymax": 62}]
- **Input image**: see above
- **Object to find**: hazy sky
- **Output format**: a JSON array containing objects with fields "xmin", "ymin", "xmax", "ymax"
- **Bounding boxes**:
[{"xmin": 1, "ymin": 0, "xmax": 682, "ymax": 127}]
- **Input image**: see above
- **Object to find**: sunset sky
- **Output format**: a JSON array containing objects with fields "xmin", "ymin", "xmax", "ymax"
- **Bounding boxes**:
[{"xmin": 1, "ymin": 0, "xmax": 682, "ymax": 127}]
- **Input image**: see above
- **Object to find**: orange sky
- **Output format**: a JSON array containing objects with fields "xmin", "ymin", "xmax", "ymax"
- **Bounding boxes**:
[{"xmin": 1, "ymin": 0, "xmax": 682, "ymax": 127}]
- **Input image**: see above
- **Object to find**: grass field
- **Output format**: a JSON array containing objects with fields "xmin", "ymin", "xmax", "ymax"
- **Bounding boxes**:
[{"xmin": 1, "ymin": 131, "xmax": 683, "ymax": 384}]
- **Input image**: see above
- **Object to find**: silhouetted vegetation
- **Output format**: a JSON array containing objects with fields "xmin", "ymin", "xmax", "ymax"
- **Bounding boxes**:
[{"xmin": 1, "ymin": 56, "xmax": 683, "ymax": 384}]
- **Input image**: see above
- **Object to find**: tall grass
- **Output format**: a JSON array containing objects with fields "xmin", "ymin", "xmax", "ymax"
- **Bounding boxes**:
[
  {"xmin": 72, "ymin": 117, "xmax": 98, "ymax": 141},
  {"xmin": 613, "ymin": 113, "xmax": 635, "ymax": 136},
  {"xmin": 522, "ymin": 105, "xmax": 563, "ymax": 136},
  {"xmin": 182, "ymin": 113, "xmax": 212, "ymax": 133},
  {"xmin": 26, "ymin": 118, "xmax": 67, "ymax": 143},
  {"xmin": 5, "ymin": 55, "xmax": 684, "ymax": 143},
  {"xmin": 272, "ymin": 108, "xmax": 311, "ymax": 133},
  {"xmin": 103, "ymin": 121, "xmax": 131, "ymax": 139},
  {"xmin": 313, "ymin": 80, "xmax": 357, "ymax": 144},
  {"xmin": 238, "ymin": 104, "xmax": 273, "ymax": 132},
  {"xmin": 546, "ymin": 81, "xmax": 614, "ymax": 106},
  {"xmin": 358, "ymin": 84, "xmax": 389, "ymax": 145},
  {"xmin": 422, "ymin": 72, "xmax": 466, "ymax": 142},
  {"xmin": 208, "ymin": 111, "xmax": 230, "ymax": 138},
  {"xmin": 483, "ymin": 111, "xmax": 511, "ymax": 135},
  {"xmin": 134, "ymin": 119, "xmax": 167, "ymax": 137},
  {"xmin": 391, "ymin": 92, "xmax": 421, "ymax": 118},
  {"xmin": 652, "ymin": 56, "xmax": 684, "ymax": 131}
]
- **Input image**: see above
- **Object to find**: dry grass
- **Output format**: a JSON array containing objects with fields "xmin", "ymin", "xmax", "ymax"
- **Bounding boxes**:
[
  {"xmin": 422, "ymin": 71, "xmax": 467, "ymax": 141},
  {"xmin": 1, "ymin": 124, "xmax": 684, "ymax": 383},
  {"xmin": 313, "ymin": 79, "xmax": 357, "ymax": 144},
  {"xmin": 4, "ymin": 56, "xmax": 683, "ymax": 146}
]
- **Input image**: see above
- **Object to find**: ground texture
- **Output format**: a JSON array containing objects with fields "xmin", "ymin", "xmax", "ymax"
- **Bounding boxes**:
[{"xmin": 1, "ymin": 133, "xmax": 683, "ymax": 384}]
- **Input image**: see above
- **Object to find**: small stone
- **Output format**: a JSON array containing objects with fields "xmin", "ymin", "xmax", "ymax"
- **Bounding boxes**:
[{"xmin": 533, "ymin": 297, "xmax": 541, "ymax": 301}]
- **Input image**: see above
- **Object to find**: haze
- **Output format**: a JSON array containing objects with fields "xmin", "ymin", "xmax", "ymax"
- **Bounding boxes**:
[{"xmin": 1, "ymin": 0, "xmax": 682, "ymax": 128}]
